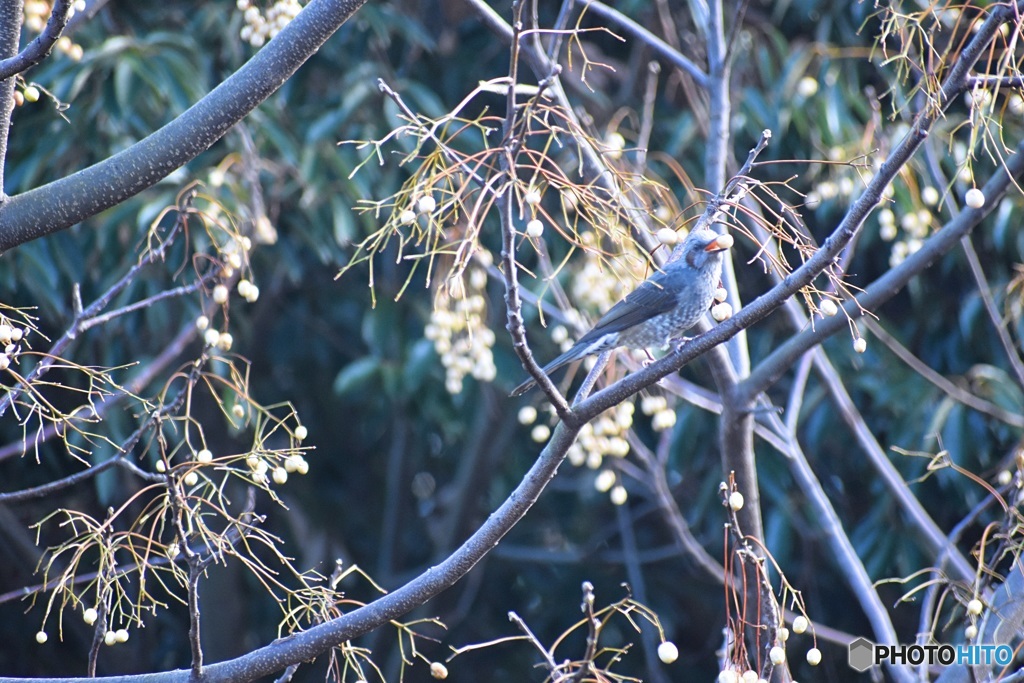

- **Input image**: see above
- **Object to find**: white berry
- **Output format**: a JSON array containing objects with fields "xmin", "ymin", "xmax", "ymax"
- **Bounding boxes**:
[
  {"xmin": 196, "ymin": 449, "xmax": 213, "ymax": 464},
  {"xmin": 35, "ymin": 631, "xmax": 47, "ymax": 644},
  {"xmin": 416, "ymin": 195, "xmax": 436, "ymax": 214},
  {"xmin": 657, "ymin": 641, "xmax": 679, "ymax": 664},
  {"xmin": 610, "ymin": 484, "xmax": 628, "ymax": 505},
  {"xmin": 806, "ymin": 647, "xmax": 821, "ymax": 666},
  {"xmin": 656, "ymin": 227, "xmax": 678, "ymax": 245},
  {"xmin": 967, "ymin": 598, "xmax": 983, "ymax": 616},
  {"xmin": 769, "ymin": 645, "xmax": 786, "ymax": 665},
  {"xmin": 526, "ymin": 219, "xmax": 544, "ymax": 238},
  {"xmin": 294, "ymin": 425, "xmax": 308, "ymax": 441},
  {"xmin": 729, "ymin": 491, "xmax": 744, "ymax": 511},
  {"xmin": 517, "ymin": 406, "xmax": 537, "ymax": 425},
  {"xmin": 711, "ymin": 302, "xmax": 733, "ymax": 322},
  {"xmin": 212, "ymin": 284, "xmax": 229, "ymax": 304},
  {"xmin": 819, "ymin": 299, "xmax": 838, "ymax": 316},
  {"xmin": 400, "ymin": 209, "xmax": 417, "ymax": 225},
  {"xmin": 792, "ymin": 615, "xmax": 809, "ymax": 634},
  {"xmin": 965, "ymin": 188, "xmax": 985, "ymax": 209},
  {"xmin": 83, "ymin": 608, "xmax": 98, "ymax": 625}
]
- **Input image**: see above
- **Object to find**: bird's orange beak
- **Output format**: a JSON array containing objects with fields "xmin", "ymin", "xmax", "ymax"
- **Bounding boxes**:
[{"xmin": 704, "ymin": 233, "xmax": 734, "ymax": 252}]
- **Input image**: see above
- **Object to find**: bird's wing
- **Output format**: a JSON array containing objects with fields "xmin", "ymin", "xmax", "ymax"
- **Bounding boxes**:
[{"xmin": 575, "ymin": 275, "xmax": 676, "ymax": 345}]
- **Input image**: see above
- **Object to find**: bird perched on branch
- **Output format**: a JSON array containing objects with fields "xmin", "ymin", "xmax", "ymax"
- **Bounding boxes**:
[{"xmin": 510, "ymin": 228, "xmax": 733, "ymax": 397}]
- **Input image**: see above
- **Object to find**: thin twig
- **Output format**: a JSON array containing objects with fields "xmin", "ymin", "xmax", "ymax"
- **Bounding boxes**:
[{"xmin": 865, "ymin": 318, "xmax": 1024, "ymax": 428}]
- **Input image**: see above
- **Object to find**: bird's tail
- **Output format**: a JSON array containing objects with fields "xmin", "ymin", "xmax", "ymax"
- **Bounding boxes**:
[{"xmin": 509, "ymin": 345, "xmax": 587, "ymax": 397}]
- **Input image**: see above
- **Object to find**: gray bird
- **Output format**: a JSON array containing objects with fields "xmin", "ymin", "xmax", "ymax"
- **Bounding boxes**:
[{"xmin": 510, "ymin": 228, "xmax": 732, "ymax": 397}]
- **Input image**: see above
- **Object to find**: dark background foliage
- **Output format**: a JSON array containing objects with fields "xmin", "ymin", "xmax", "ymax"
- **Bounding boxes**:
[{"xmin": 1, "ymin": 1, "xmax": 1021, "ymax": 681}]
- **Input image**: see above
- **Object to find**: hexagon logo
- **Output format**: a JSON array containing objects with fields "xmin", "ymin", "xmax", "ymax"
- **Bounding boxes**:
[{"xmin": 848, "ymin": 637, "xmax": 875, "ymax": 672}]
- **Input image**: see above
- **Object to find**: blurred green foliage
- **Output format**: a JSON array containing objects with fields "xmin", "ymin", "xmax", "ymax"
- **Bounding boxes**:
[{"xmin": 2, "ymin": 1, "xmax": 1023, "ymax": 681}]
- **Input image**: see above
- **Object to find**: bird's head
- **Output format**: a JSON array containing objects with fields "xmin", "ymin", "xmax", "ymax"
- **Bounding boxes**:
[{"xmin": 682, "ymin": 229, "xmax": 733, "ymax": 270}]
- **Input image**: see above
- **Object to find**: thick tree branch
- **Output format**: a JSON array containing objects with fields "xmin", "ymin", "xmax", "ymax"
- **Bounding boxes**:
[
  {"xmin": 743, "ymin": 136, "xmax": 1024, "ymax": 400},
  {"xmin": 0, "ymin": 0, "xmax": 74, "ymax": 80},
  {"xmin": 0, "ymin": 0, "xmax": 366, "ymax": 252}
]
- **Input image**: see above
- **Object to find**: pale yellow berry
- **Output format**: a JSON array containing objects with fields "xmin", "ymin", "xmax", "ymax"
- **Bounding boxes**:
[
  {"xmin": 212, "ymin": 284, "xmax": 229, "ymax": 304},
  {"xmin": 232, "ymin": 403, "xmax": 245, "ymax": 419},
  {"xmin": 797, "ymin": 76, "xmax": 819, "ymax": 97},
  {"xmin": 296, "ymin": 458, "xmax": 309, "ymax": 475},
  {"xmin": 417, "ymin": 196, "xmax": 436, "ymax": 214},
  {"xmin": 967, "ymin": 598, "xmax": 983, "ymax": 616},
  {"xmin": 246, "ymin": 454, "xmax": 260, "ymax": 469},
  {"xmin": 741, "ymin": 671, "xmax": 758, "ymax": 683},
  {"xmin": 806, "ymin": 647, "xmax": 821, "ymax": 666},
  {"xmin": 0, "ymin": 324, "xmax": 12, "ymax": 344},
  {"xmin": 11, "ymin": 327, "xmax": 22, "ymax": 342},
  {"xmin": 204, "ymin": 329, "xmax": 221, "ymax": 347},
  {"xmin": 965, "ymin": 624, "xmax": 978, "ymax": 640},
  {"xmin": 0, "ymin": 353, "xmax": 9, "ymax": 371},
  {"xmin": 114, "ymin": 629, "xmax": 129, "ymax": 643},
  {"xmin": 517, "ymin": 406, "xmax": 537, "ymax": 425},
  {"xmin": 217, "ymin": 332, "xmax": 234, "ymax": 351},
  {"xmin": 24, "ymin": 86, "xmax": 40, "ymax": 102},
  {"xmin": 997, "ymin": 470, "xmax": 1013, "ymax": 486},
  {"xmin": 196, "ymin": 449, "xmax": 213, "ymax": 464},
  {"xmin": 253, "ymin": 471, "xmax": 268, "ymax": 485},
  {"xmin": 400, "ymin": 210, "xmax": 417, "ymax": 225},
  {"xmin": 922, "ymin": 186, "xmax": 940, "ymax": 206},
  {"xmin": 155, "ymin": 460, "xmax": 167, "ymax": 473},
  {"xmin": 273, "ymin": 467, "xmax": 288, "ymax": 485},
  {"xmin": 777, "ymin": 627, "xmax": 790, "ymax": 642},
  {"xmin": 526, "ymin": 219, "xmax": 544, "ymax": 238},
  {"xmin": 595, "ymin": 469, "xmax": 616, "ymax": 493},
  {"xmin": 294, "ymin": 424, "xmax": 308, "ymax": 441},
  {"xmin": 524, "ymin": 189, "xmax": 541, "ymax": 205},
  {"xmin": 284, "ymin": 454, "xmax": 302, "ymax": 473},
  {"xmin": 237, "ymin": 280, "xmax": 253, "ymax": 299},
  {"xmin": 183, "ymin": 471, "xmax": 199, "ymax": 487},
  {"xmin": 104, "ymin": 631, "xmax": 116, "ymax": 646},
  {"xmin": 711, "ymin": 302, "xmax": 733, "ymax": 322},
  {"xmin": 610, "ymin": 484, "xmax": 628, "ymax": 505},
  {"xmin": 769, "ymin": 646, "xmax": 786, "ymax": 665},
  {"xmin": 718, "ymin": 670, "xmax": 739, "ymax": 683},
  {"xmin": 656, "ymin": 227, "xmax": 678, "ymax": 245},
  {"xmin": 853, "ymin": 337, "xmax": 867, "ymax": 353},
  {"xmin": 430, "ymin": 662, "xmax": 448, "ymax": 679},
  {"xmin": 652, "ymin": 409, "xmax": 676, "ymax": 432},
  {"xmin": 657, "ymin": 641, "xmax": 679, "ymax": 664},
  {"xmin": 606, "ymin": 132, "xmax": 625, "ymax": 159},
  {"xmin": 819, "ymin": 299, "xmax": 838, "ymax": 317},
  {"xmin": 35, "ymin": 631, "xmax": 47, "ymax": 644},
  {"xmin": 714, "ymin": 287, "xmax": 728, "ymax": 303},
  {"xmin": 196, "ymin": 315, "xmax": 210, "ymax": 331},
  {"xmin": 729, "ymin": 491, "xmax": 744, "ymax": 511},
  {"xmin": 965, "ymin": 188, "xmax": 985, "ymax": 209},
  {"xmin": 531, "ymin": 424, "xmax": 551, "ymax": 442},
  {"xmin": 792, "ymin": 615, "xmax": 809, "ymax": 634}
]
